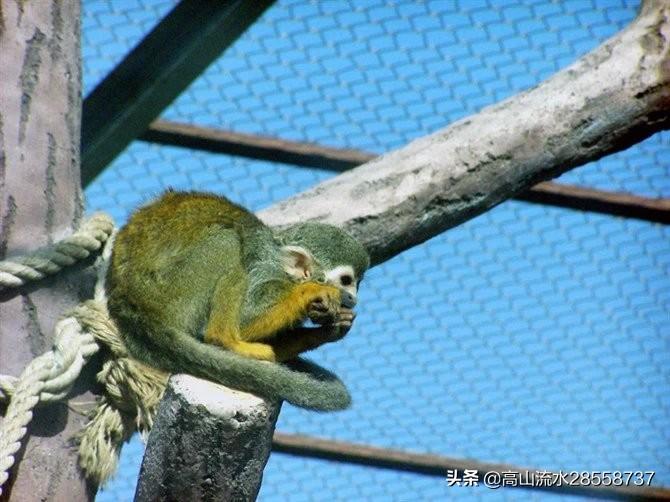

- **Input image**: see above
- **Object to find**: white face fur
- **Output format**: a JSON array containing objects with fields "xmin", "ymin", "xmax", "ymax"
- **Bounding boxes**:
[{"xmin": 324, "ymin": 264, "xmax": 358, "ymax": 303}]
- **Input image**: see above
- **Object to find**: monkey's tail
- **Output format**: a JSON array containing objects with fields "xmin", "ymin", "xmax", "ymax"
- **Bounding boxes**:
[{"xmin": 122, "ymin": 328, "xmax": 351, "ymax": 412}]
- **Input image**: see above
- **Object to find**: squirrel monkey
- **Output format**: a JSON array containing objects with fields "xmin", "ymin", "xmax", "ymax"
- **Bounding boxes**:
[{"xmin": 106, "ymin": 191, "xmax": 369, "ymax": 403}]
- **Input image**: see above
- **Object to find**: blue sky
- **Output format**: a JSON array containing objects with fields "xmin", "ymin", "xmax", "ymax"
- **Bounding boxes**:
[{"xmin": 82, "ymin": 1, "xmax": 669, "ymax": 500}]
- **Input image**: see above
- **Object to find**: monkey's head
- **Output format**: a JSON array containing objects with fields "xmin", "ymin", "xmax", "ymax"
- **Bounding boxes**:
[{"xmin": 278, "ymin": 223, "xmax": 370, "ymax": 307}]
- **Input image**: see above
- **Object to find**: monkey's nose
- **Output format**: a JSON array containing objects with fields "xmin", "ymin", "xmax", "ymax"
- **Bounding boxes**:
[{"xmin": 340, "ymin": 290, "xmax": 357, "ymax": 308}]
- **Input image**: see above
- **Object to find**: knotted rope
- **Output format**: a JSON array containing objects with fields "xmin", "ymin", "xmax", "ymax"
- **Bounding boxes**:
[
  {"xmin": 73, "ymin": 300, "xmax": 168, "ymax": 485},
  {"xmin": 0, "ymin": 213, "xmax": 167, "ymax": 488},
  {"xmin": 0, "ymin": 214, "xmax": 113, "ymax": 290},
  {"xmin": 0, "ymin": 214, "xmax": 114, "ymax": 494}
]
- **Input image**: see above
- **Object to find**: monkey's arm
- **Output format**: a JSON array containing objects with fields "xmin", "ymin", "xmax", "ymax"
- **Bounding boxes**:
[
  {"xmin": 205, "ymin": 275, "xmax": 342, "ymax": 361},
  {"xmin": 240, "ymin": 280, "xmax": 342, "ymax": 343},
  {"xmin": 203, "ymin": 268, "xmax": 279, "ymax": 361}
]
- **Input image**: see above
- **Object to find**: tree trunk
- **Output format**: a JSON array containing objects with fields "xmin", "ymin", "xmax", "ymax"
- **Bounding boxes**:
[{"xmin": 0, "ymin": 1, "xmax": 96, "ymax": 501}]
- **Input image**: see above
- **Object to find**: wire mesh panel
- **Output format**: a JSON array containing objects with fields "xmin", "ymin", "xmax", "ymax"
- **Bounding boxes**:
[
  {"xmin": 83, "ymin": 0, "xmax": 668, "ymax": 500},
  {"xmin": 82, "ymin": 0, "xmax": 176, "ymax": 96}
]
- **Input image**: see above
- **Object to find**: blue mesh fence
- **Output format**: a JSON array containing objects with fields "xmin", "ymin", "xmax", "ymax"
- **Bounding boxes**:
[{"xmin": 82, "ymin": 1, "xmax": 668, "ymax": 500}]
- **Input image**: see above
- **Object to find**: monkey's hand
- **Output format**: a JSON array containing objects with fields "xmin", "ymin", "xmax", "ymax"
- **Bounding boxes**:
[
  {"xmin": 306, "ymin": 287, "xmax": 342, "ymax": 325},
  {"xmin": 317, "ymin": 307, "xmax": 355, "ymax": 342},
  {"xmin": 272, "ymin": 307, "xmax": 356, "ymax": 361}
]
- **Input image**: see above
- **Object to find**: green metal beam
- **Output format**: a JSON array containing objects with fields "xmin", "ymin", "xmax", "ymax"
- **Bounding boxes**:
[{"xmin": 81, "ymin": 0, "xmax": 275, "ymax": 186}]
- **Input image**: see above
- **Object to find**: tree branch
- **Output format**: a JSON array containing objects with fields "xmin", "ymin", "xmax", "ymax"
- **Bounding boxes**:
[
  {"xmin": 141, "ymin": 120, "xmax": 670, "ymax": 224},
  {"xmin": 258, "ymin": 1, "xmax": 670, "ymax": 266}
]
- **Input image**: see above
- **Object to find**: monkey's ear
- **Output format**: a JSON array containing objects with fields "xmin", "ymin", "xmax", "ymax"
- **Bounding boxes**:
[{"xmin": 280, "ymin": 245, "xmax": 315, "ymax": 280}]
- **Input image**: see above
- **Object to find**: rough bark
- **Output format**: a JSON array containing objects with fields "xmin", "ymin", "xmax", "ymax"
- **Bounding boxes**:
[
  {"xmin": 258, "ymin": 1, "xmax": 670, "ymax": 265},
  {"xmin": 135, "ymin": 376, "xmax": 280, "ymax": 502},
  {"xmin": 0, "ymin": 1, "xmax": 96, "ymax": 501}
]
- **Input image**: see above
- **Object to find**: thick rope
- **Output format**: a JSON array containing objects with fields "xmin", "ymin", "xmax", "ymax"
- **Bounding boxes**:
[
  {"xmin": 0, "ymin": 215, "xmax": 113, "ymax": 496},
  {"xmin": 74, "ymin": 299, "xmax": 169, "ymax": 485},
  {"xmin": 0, "ymin": 211, "xmax": 166, "ymax": 487},
  {"xmin": 0, "ymin": 213, "xmax": 114, "ymax": 290}
]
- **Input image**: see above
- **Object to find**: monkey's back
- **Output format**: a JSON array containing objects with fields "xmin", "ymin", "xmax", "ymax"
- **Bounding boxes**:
[{"xmin": 107, "ymin": 191, "xmax": 264, "ymax": 343}]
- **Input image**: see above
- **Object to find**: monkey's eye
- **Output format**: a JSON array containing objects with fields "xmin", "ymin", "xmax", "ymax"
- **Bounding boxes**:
[{"xmin": 340, "ymin": 274, "xmax": 353, "ymax": 286}]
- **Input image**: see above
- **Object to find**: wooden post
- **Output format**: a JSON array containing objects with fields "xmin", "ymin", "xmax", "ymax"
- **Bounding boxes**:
[
  {"xmin": 0, "ymin": 1, "xmax": 97, "ymax": 501},
  {"xmin": 135, "ymin": 375, "xmax": 280, "ymax": 502}
]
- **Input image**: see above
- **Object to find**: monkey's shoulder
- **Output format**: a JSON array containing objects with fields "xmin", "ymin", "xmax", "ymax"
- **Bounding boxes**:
[
  {"xmin": 143, "ymin": 191, "xmax": 260, "ymax": 226},
  {"xmin": 117, "ymin": 191, "xmax": 267, "ymax": 245}
]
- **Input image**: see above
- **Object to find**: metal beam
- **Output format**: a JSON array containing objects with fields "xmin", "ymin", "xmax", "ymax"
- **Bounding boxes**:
[
  {"xmin": 81, "ymin": 0, "xmax": 275, "ymax": 186},
  {"xmin": 140, "ymin": 120, "xmax": 670, "ymax": 224},
  {"xmin": 517, "ymin": 181, "xmax": 670, "ymax": 223},
  {"xmin": 140, "ymin": 120, "xmax": 372, "ymax": 172},
  {"xmin": 272, "ymin": 433, "xmax": 670, "ymax": 501}
]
